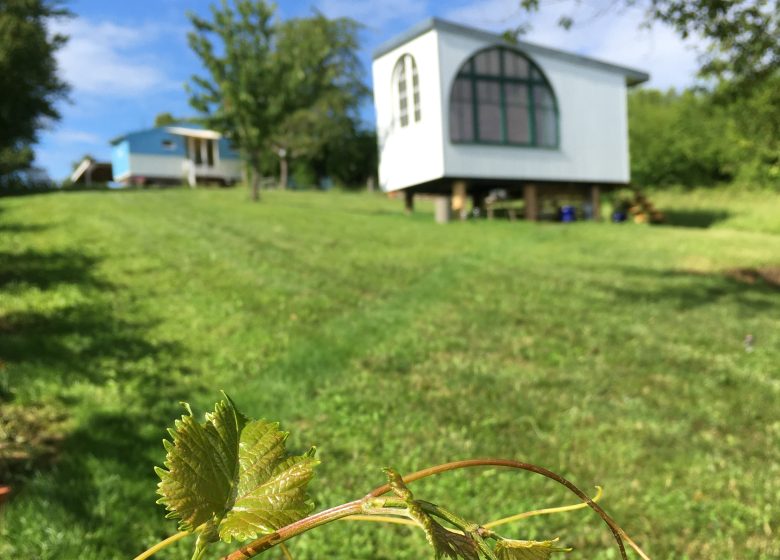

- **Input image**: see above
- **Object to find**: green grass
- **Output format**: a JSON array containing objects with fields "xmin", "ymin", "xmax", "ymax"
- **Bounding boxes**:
[
  {"xmin": 649, "ymin": 186, "xmax": 780, "ymax": 235},
  {"xmin": 1, "ymin": 187, "xmax": 779, "ymax": 560}
]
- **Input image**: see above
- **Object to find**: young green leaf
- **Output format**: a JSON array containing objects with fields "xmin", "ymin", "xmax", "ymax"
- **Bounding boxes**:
[
  {"xmin": 494, "ymin": 538, "xmax": 571, "ymax": 560},
  {"xmin": 384, "ymin": 468, "xmax": 480, "ymax": 560},
  {"xmin": 155, "ymin": 397, "xmax": 245, "ymax": 533},
  {"xmin": 429, "ymin": 522, "xmax": 480, "ymax": 560},
  {"xmin": 155, "ymin": 395, "xmax": 319, "ymax": 554},
  {"xmin": 219, "ymin": 421, "xmax": 319, "ymax": 541}
]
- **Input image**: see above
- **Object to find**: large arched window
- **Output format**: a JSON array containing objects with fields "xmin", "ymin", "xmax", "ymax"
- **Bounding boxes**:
[
  {"xmin": 449, "ymin": 46, "xmax": 558, "ymax": 148},
  {"xmin": 392, "ymin": 54, "xmax": 421, "ymax": 127}
]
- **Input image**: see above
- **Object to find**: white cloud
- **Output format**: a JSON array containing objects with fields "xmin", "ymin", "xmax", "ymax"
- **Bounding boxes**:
[
  {"xmin": 317, "ymin": 0, "xmax": 428, "ymax": 29},
  {"xmin": 445, "ymin": 0, "xmax": 705, "ymax": 90},
  {"xmin": 51, "ymin": 18, "xmax": 177, "ymax": 96},
  {"xmin": 52, "ymin": 129, "xmax": 103, "ymax": 145}
]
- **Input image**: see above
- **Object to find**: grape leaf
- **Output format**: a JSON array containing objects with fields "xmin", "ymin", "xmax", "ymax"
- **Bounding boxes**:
[
  {"xmin": 155, "ymin": 397, "xmax": 245, "ymax": 532},
  {"xmin": 384, "ymin": 468, "xmax": 480, "ymax": 560},
  {"xmin": 494, "ymin": 538, "xmax": 571, "ymax": 560},
  {"xmin": 155, "ymin": 395, "xmax": 319, "ymax": 553},
  {"xmin": 429, "ymin": 521, "xmax": 481, "ymax": 560},
  {"xmin": 219, "ymin": 420, "xmax": 319, "ymax": 541}
]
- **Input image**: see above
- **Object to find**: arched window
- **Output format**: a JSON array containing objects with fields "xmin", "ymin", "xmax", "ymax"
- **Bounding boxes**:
[
  {"xmin": 392, "ymin": 54, "xmax": 421, "ymax": 127},
  {"xmin": 449, "ymin": 46, "xmax": 558, "ymax": 148}
]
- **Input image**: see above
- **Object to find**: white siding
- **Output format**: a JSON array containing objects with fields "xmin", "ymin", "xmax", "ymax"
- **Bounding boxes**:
[
  {"xmin": 126, "ymin": 154, "xmax": 241, "ymax": 182},
  {"xmin": 373, "ymin": 31, "xmax": 445, "ymax": 192},
  {"xmin": 438, "ymin": 31, "xmax": 630, "ymax": 184},
  {"xmin": 373, "ymin": 24, "xmax": 635, "ymax": 192}
]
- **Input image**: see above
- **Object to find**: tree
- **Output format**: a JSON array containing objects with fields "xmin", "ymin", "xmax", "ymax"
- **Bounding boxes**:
[
  {"xmin": 268, "ymin": 14, "xmax": 366, "ymax": 189},
  {"xmin": 518, "ymin": 1, "xmax": 780, "ymax": 88},
  {"xmin": 153, "ymin": 112, "xmax": 178, "ymax": 127},
  {"xmin": 0, "ymin": 1, "xmax": 70, "ymax": 178},
  {"xmin": 187, "ymin": 0, "xmax": 276, "ymax": 201},
  {"xmin": 186, "ymin": 1, "xmax": 366, "ymax": 200},
  {"xmin": 628, "ymin": 88, "xmax": 738, "ymax": 187}
]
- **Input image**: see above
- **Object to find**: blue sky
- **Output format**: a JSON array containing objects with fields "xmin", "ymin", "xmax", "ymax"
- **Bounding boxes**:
[{"xmin": 39, "ymin": 0, "xmax": 704, "ymax": 180}]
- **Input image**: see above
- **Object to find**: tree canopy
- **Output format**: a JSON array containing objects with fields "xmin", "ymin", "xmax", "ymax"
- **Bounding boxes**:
[
  {"xmin": 519, "ymin": 0, "xmax": 780, "ymax": 88},
  {"xmin": 186, "ymin": 1, "xmax": 368, "ymax": 199},
  {"xmin": 0, "ymin": 0, "xmax": 70, "ymax": 177}
]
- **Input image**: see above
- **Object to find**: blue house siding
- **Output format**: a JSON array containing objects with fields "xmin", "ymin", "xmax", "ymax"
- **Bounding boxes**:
[
  {"xmin": 109, "ymin": 125, "xmax": 242, "ymax": 185},
  {"xmin": 111, "ymin": 140, "xmax": 131, "ymax": 180},
  {"xmin": 126, "ymin": 128, "xmax": 187, "ymax": 157}
]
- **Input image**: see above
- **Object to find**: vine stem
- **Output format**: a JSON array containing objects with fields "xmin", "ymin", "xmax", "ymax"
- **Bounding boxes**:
[
  {"xmin": 483, "ymin": 485, "xmax": 604, "ymax": 529},
  {"xmin": 220, "ymin": 500, "xmax": 363, "ymax": 560},
  {"xmin": 278, "ymin": 543, "xmax": 294, "ymax": 560},
  {"xmin": 365, "ymin": 458, "xmax": 648, "ymax": 560},
  {"xmin": 342, "ymin": 485, "xmax": 604, "ymax": 530},
  {"xmin": 132, "ymin": 530, "xmax": 189, "ymax": 560},
  {"xmin": 218, "ymin": 458, "xmax": 649, "ymax": 560}
]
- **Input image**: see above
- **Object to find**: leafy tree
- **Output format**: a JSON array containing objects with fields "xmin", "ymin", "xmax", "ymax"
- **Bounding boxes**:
[
  {"xmin": 320, "ymin": 126, "xmax": 378, "ymax": 189},
  {"xmin": 518, "ymin": 0, "xmax": 780, "ymax": 88},
  {"xmin": 187, "ymin": 0, "xmax": 276, "ymax": 201},
  {"xmin": 725, "ymin": 74, "xmax": 780, "ymax": 186},
  {"xmin": 153, "ymin": 112, "xmax": 178, "ymax": 127},
  {"xmin": 628, "ymin": 88, "xmax": 739, "ymax": 187},
  {"xmin": 268, "ymin": 14, "xmax": 366, "ymax": 189},
  {"xmin": 186, "ymin": 1, "xmax": 366, "ymax": 200},
  {"xmin": 0, "ymin": 1, "xmax": 70, "ymax": 178}
]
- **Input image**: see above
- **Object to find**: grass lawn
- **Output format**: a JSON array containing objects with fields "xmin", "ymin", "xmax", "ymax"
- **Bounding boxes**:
[{"xmin": 1, "ymin": 187, "xmax": 778, "ymax": 560}]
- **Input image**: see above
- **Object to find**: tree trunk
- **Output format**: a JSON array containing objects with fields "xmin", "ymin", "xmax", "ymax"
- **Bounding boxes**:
[
  {"xmin": 279, "ymin": 156, "xmax": 288, "ymax": 190},
  {"xmin": 250, "ymin": 165, "xmax": 261, "ymax": 202}
]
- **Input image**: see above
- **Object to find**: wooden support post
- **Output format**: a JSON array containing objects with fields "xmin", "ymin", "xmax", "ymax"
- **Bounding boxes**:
[
  {"xmin": 451, "ymin": 180, "xmax": 468, "ymax": 220},
  {"xmin": 471, "ymin": 191, "xmax": 485, "ymax": 218},
  {"xmin": 434, "ymin": 196, "xmax": 452, "ymax": 224},
  {"xmin": 523, "ymin": 183, "xmax": 539, "ymax": 221},
  {"xmin": 590, "ymin": 185, "xmax": 601, "ymax": 221},
  {"xmin": 404, "ymin": 189, "xmax": 414, "ymax": 214}
]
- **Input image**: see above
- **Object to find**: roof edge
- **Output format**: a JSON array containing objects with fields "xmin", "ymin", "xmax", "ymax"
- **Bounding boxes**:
[{"xmin": 372, "ymin": 17, "xmax": 649, "ymax": 86}]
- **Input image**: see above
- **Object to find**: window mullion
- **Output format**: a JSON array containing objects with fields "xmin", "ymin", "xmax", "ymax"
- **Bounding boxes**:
[
  {"xmin": 498, "ymin": 48, "xmax": 507, "ymax": 144},
  {"xmin": 471, "ymin": 74, "xmax": 479, "ymax": 142},
  {"xmin": 528, "ymin": 80, "xmax": 537, "ymax": 146}
]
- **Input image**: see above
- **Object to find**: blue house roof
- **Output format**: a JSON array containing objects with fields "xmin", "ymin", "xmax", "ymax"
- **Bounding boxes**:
[
  {"xmin": 109, "ymin": 124, "xmax": 240, "ymax": 161},
  {"xmin": 109, "ymin": 123, "xmax": 214, "ymax": 145}
]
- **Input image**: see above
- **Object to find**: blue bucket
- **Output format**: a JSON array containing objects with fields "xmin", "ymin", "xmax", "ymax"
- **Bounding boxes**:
[{"xmin": 560, "ymin": 205, "xmax": 576, "ymax": 222}]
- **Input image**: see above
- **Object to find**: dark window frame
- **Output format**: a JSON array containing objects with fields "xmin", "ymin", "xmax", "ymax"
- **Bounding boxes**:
[
  {"xmin": 393, "ymin": 54, "xmax": 421, "ymax": 128},
  {"xmin": 449, "ymin": 46, "xmax": 560, "ymax": 149}
]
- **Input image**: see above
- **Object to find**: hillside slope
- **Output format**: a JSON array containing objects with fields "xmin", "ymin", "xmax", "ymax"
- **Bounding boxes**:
[{"xmin": 1, "ymin": 188, "xmax": 778, "ymax": 559}]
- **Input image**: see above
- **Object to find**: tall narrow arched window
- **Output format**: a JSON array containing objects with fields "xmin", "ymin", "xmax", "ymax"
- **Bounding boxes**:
[
  {"xmin": 392, "ymin": 54, "xmax": 421, "ymax": 127},
  {"xmin": 449, "ymin": 46, "xmax": 559, "ymax": 148}
]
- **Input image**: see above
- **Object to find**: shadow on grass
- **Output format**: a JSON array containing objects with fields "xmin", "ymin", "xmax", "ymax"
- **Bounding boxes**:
[
  {"xmin": 0, "ymin": 250, "xmax": 109, "ymax": 290},
  {"xmin": 0, "ymin": 243, "xmax": 195, "ymax": 536},
  {"xmin": 607, "ymin": 265, "xmax": 780, "ymax": 311},
  {"xmin": 661, "ymin": 209, "xmax": 731, "ymax": 228},
  {"xmin": 0, "ymin": 304, "xmax": 184, "ymax": 388},
  {"xmin": 0, "ymin": 223, "xmax": 51, "ymax": 234}
]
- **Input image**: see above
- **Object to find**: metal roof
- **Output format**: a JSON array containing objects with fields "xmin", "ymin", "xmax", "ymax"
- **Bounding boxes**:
[
  {"xmin": 109, "ymin": 123, "xmax": 218, "ymax": 145},
  {"xmin": 373, "ymin": 17, "xmax": 650, "ymax": 86},
  {"xmin": 165, "ymin": 126, "xmax": 222, "ymax": 140}
]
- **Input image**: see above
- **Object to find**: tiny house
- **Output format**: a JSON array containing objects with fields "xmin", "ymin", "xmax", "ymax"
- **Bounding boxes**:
[
  {"xmin": 110, "ymin": 124, "xmax": 242, "ymax": 186},
  {"xmin": 372, "ymin": 18, "xmax": 649, "ymax": 220}
]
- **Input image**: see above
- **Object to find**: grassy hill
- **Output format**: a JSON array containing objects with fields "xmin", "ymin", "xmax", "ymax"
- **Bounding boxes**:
[{"xmin": 1, "ymin": 187, "xmax": 778, "ymax": 559}]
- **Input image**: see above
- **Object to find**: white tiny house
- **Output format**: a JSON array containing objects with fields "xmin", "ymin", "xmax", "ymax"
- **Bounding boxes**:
[{"xmin": 372, "ymin": 18, "xmax": 649, "ymax": 220}]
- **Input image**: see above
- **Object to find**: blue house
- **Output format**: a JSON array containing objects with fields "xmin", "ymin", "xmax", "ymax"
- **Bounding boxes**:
[{"xmin": 110, "ymin": 124, "xmax": 242, "ymax": 186}]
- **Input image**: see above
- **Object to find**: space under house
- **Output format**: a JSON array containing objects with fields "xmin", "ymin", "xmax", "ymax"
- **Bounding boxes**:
[
  {"xmin": 110, "ymin": 124, "xmax": 242, "ymax": 187},
  {"xmin": 372, "ymin": 18, "xmax": 650, "ymax": 220}
]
